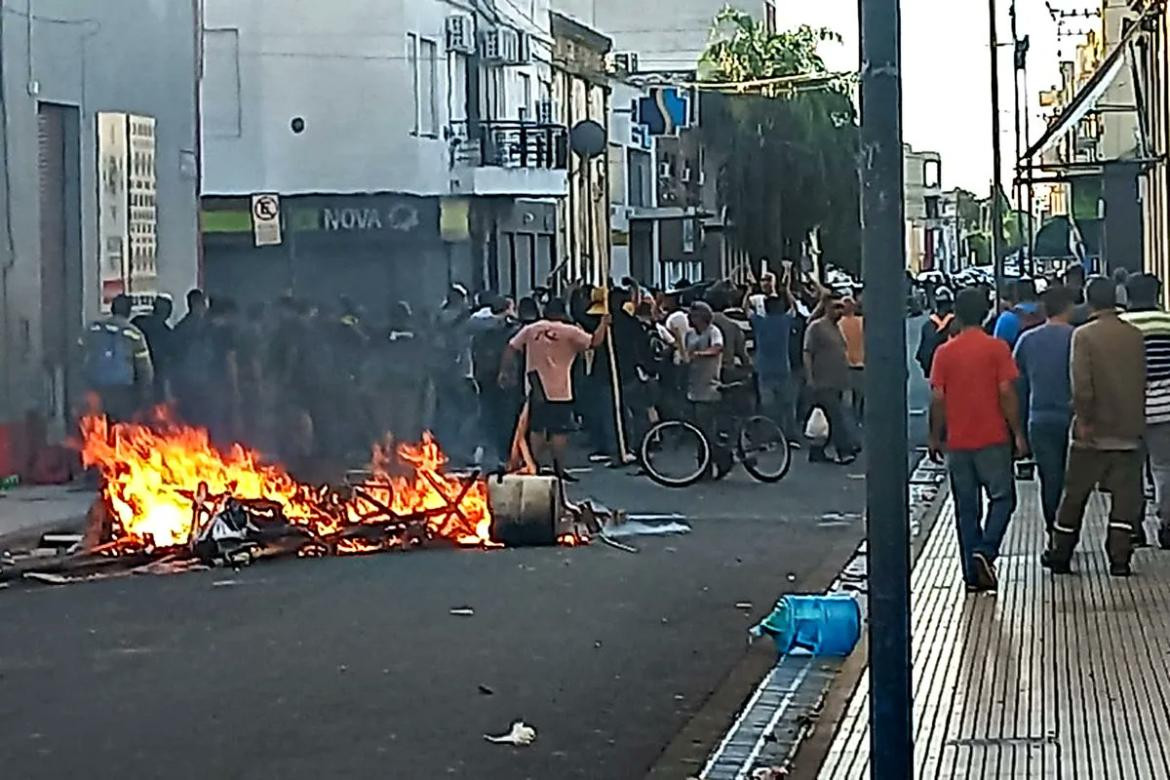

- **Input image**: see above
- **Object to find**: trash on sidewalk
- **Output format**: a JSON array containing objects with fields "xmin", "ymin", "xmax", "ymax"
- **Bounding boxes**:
[
  {"xmin": 449, "ymin": 607, "xmax": 475, "ymax": 617},
  {"xmin": 735, "ymin": 601, "xmax": 754, "ymax": 610},
  {"xmin": 483, "ymin": 721, "xmax": 537, "ymax": 746},
  {"xmin": 751, "ymin": 594, "xmax": 862, "ymax": 657}
]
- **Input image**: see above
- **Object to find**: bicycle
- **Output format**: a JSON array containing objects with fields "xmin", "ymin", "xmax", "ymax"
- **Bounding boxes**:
[{"xmin": 639, "ymin": 383, "xmax": 792, "ymax": 488}]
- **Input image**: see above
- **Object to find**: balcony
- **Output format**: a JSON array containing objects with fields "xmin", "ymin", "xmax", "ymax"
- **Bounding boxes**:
[{"xmin": 449, "ymin": 120, "xmax": 569, "ymax": 198}]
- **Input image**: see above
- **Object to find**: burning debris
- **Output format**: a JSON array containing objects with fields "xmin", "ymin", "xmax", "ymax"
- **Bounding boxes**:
[{"xmin": 0, "ymin": 412, "xmax": 649, "ymax": 587}]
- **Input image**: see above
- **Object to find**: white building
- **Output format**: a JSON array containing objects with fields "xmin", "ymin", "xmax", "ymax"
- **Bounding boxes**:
[
  {"xmin": 903, "ymin": 144, "xmax": 942, "ymax": 273},
  {"xmin": 201, "ymin": 0, "xmax": 569, "ymax": 309}
]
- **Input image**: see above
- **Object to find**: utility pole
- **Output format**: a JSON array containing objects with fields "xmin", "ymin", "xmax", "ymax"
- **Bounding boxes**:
[
  {"xmin": 859, "ymin": 0, "xmax": 912, "ymax": 775},
  {"xmin": 989, "ymin": 0, "xmax": 1005, "ymax": 294},
  {"xmin": 1009, "ymin": 2, "xmax": 1025, "ymax": 275}
]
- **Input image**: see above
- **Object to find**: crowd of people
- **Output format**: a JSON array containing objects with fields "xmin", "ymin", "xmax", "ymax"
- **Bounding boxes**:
[
  {"xmin": 926, "ymin": 263, "xmax": 1170, "ymax": 590},
  {"xmin": 80, "ymin": 261, "xmax": 871, "ymax": 481}
]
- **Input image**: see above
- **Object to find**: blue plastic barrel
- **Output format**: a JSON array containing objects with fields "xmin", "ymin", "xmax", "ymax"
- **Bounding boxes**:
[{"xmin": 755, "ymin": 594, "xmax": 862, "ymax": 656}]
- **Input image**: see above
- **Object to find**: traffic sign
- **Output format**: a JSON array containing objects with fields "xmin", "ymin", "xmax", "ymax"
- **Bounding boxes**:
[{"xmin": 251, "ymin": 193, "xmax": 282, "ymax": 247}]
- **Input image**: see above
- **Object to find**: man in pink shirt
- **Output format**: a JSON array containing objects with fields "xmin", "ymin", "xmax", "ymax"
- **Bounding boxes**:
[{"xmin": 501, "ymin": 298, "xmax": 609, "ymax": 478}]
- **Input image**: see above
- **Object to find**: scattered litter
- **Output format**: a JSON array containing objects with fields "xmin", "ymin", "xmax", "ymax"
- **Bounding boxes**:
[
  {"xmin": 24, "ymin": 570, "xmax": 118, "ymax": 585},
  {"xmin": 478, "ymin": 684, "xmax": 494, "ymax": 696},
  {"xmin": 598, "ymin": 534, "xmax": 638, "ymax": 554},
  {"xmin": 750, "ymin": 766, "xmax": 789, "ymax": 779},
  {"xmin": 449, "ymin": 607, "xmax": 475, "ymax": 617},
  {"xmin": 593, "ymin": 640, "xmax": 602, "ymax": 649},
  {"xmin": 604, "ymin": 520, "xmax": 691, "ymax": 538},
  {"xmin": 786, "ymin": 573, "xmax": 797, "ymax": 582},
  {"xmin": 735, "ymin": 601, "xmax": 754, "ymax": 610},
  {"xmin": 134, "ymin": 559, "xmax": 209, "ymax": 577},
  {"xmin": 39, "ymin": 533, "xmax": 83, "ymax": 550},
  {"xmin": 484, "ymin": 721, "xmax": 537, "ymax": 746}
]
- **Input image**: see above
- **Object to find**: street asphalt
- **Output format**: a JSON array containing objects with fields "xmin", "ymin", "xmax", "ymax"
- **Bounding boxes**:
[{"xmin": 0, "ymin": 319, "xmax": 931, "ymax": 780}]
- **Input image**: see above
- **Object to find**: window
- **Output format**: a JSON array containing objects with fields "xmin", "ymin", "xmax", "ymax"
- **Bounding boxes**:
[
  {"xmin": 407, "ymin": 34, "xmax": 419, "ymax": 134},
  {"xmin": 682, "ymin": 219, "xmax": 696, "ymax": 254},
  {"xmin": 764, "ymin": 0, "xmax": 777, "ymax": 35},
  {"xmin": 923, "ymin": 159, "xmax": 941, "ymax": 189},
  {"xmin": 609, "ymin": 144, "xmax": 625, "ymax": 204},
  {"xmin": 203, "ymin": 29, "xmax": 241, "ymax": 137},
  {"xmin": 518, "ymin": 72, "xmax": 532, "ymax": 120},
  {"xmin": 408, "ymin": 35, "xmax": 438, "ymax": 136},
  {"xmin": 420, "ymin": 38, "xmax": 439, "ymax": 136}
]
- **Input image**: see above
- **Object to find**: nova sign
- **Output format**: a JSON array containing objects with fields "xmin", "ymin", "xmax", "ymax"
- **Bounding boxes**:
[{"xmin": 321, "ymin": 204, "xmax": 420, "ymax": 233}]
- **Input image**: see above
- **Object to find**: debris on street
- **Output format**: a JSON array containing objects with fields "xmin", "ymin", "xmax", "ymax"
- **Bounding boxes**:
[
  {"xmin": 449, "ymin": 607, "xmax": 475, "ymax": 617},
  {"xmin": 483, "ymin": 721, "xmax": 537, "ymax": 746}
]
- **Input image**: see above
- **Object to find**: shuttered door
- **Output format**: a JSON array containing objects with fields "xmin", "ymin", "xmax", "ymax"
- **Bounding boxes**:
[{"xmin": 38, "ymin": 105, "xmax": 67, "ymax": 421}]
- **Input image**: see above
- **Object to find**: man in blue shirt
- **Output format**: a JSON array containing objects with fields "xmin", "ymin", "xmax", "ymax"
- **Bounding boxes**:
[
  {"xmin": 1013, "ymin": 284, "xmax": 1075, "ymax": 532},
  {"xmin": 750, "ymin": 294, "xmax": 796, "ymax": 440},
  {"xmin": 995, "ymin": 279, "xmax": 1044, "ymax": 348}
]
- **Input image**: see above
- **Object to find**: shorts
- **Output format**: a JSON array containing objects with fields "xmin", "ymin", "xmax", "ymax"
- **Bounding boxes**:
[{"xmin": 530, "ymin": 398, "xmax": 577, "ymax": 435}]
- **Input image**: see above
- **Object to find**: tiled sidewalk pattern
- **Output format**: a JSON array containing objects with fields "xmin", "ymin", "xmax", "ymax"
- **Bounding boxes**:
[{"xmin": 819, "ymin": 484, "xmax": 1170, "ymax": 779}]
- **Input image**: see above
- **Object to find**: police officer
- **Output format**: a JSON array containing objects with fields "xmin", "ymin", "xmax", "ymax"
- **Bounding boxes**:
[{"xmin": 82, "ymin": 294, "xmax": 154, "ymax": 421}]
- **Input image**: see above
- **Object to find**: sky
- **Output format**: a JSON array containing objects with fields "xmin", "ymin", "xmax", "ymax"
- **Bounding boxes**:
[{"xmin": 777, "ymin": 0, "xmax": 1099, "ymax": 198}]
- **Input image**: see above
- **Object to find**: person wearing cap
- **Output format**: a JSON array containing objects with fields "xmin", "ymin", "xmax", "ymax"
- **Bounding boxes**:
[
  {"xmin": 803, "ymin": 292, "xmax": 857, "ymax": 465},
  {"xmin": 916, "ymin": 286, "xmax": 956, "ymax": 377}
]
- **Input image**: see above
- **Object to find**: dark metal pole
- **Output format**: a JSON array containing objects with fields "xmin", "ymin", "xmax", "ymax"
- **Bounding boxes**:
[
  {"xmin": 860, "ymin": 0, "xmax": 912, "ymax": 775},
  {"xmin": 990, "ymin": 0, "xmax": 1005, "ymax": 294},
  {"xmin": 1009, "ymin": 2, "xmax": 1025, "ymax": 274}
]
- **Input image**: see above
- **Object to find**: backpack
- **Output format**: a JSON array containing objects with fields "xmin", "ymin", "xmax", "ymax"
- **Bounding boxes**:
[{"xmin": 84, "ymin": 322, "xmax": 135, "ymax": 388}]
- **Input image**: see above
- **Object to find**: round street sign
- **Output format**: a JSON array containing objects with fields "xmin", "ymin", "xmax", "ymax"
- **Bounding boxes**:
[
  {"xmin": 569, "ymin": 120, "xmax": 606, "ymax": 159},
  {"xmin": 253, "ymin": 195, "xmax": 280, "ymax": 222}
]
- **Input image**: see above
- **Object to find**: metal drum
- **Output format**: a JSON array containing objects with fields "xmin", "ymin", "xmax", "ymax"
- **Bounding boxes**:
[{"xmin": 487, "ymin": 474, "xmax": 565, "ymax": 547}]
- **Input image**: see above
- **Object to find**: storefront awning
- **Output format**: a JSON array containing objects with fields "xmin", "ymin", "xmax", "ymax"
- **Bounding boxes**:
[{"xmin": 1022, "ymin": 20, "xmax": 1143, "ymax": 163}]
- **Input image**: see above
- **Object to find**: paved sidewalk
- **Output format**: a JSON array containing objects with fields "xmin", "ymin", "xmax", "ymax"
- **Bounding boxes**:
[
  {"xmin": 0, "ymin": 484, "xmax": 93, "ymax": 545},
  {"xmin": 817, "ymin": 481, "xmax": 1170, "ymax": 779}
]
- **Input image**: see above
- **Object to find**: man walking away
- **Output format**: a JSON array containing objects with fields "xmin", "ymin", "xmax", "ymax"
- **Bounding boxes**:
[
  {"xmin": 132, "ymin": 295, "xmax": 175, "ymax": 404},
  {"xmin": 930, "ymin": 287, "xmax": 1027, "ymax": 592},
  {"xmin": 804, "ymin": 293, "xmax": 857, "ymax": 465},
  {"xmin": 839, "ymin": 295, "xmax": 865, "ymax": 422},
  {"xmin": 1064, "ymin": 263, "xmax": 1092, "ymax": 326},
  {"xmin": 916, "ymin": 286, "xmax": 955, "ymax": 377},
  {"xmin": 1013, "ymin": 284, "xmax": 1075, "ymax": 532},
  {"xmin": 1121, "ymin": 273, "xmax": 1170, "ymax": 546},
  {"xmin": 1044, "ymin": 278, "xmax": 1146, "ymax": 577},
  {"xmin": 501, "ymin": 299, "xmax": 608, "ymax": 481},
  {"xmin": 750, "ymin": 294, "xmax": 797, "ymax": 440},
  {"xmin": 993, "ymin": 279, "xmax": 1044, "ymax": 349},
  {"xmin": 82, "ymin": 294, "xmax": 154, "ymax": 422}
]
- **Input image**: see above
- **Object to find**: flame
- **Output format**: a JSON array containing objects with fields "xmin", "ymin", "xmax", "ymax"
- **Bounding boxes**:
[{"xmin": 77, "ymin": 411, "xmax": 494, "ymax": 551}]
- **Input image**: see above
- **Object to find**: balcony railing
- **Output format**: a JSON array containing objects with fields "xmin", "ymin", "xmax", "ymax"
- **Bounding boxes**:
[{"xmin": 451, "ymin": 120, "xmax": 568, "ymax": 171}]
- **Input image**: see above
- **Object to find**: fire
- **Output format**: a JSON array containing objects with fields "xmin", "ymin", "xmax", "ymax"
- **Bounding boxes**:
[{"xmin": 77, "ymin": 411, "xmax": 494, "ymax": 551}]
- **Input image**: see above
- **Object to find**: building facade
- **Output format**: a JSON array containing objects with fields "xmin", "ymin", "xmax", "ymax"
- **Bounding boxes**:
[
  {"xmin": 201, "ymin": 0, "xmax": 569, "ymax": 311},
  {"xmin": 903, "ymin": 144, "xmax": 942, "ymax": 273},
  {"xmin": 0, "ymin": 0, "xmax": 200, "ymax": 438}
]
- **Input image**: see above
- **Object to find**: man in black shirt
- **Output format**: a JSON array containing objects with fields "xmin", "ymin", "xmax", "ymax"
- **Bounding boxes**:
[{"xmin": 132, "ymin": 296, "xmax": 176, "ymax": 404}]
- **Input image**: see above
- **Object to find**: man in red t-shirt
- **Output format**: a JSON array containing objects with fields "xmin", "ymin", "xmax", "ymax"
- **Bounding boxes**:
[{"xmin": 929, "ymin": 288, "xmax": 1027, "ymax": 593}]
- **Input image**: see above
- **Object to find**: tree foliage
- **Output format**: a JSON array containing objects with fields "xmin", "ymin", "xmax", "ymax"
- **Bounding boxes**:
[{"xmin": 697, "ymin": 8, "xmax": 860, "ymax": 275}]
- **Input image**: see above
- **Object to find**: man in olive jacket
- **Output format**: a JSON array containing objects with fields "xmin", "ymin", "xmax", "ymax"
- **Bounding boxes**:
[{"xmin": 1044, "ymin": 277, "xmax": 1147, "ymax": 576}]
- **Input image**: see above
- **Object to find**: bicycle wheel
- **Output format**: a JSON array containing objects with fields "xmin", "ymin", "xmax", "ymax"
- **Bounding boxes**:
[
  {"xmin": 739, "ymin": 415, "xmax": 792, "ymax": 483},
  {"xmin": 640, "ymin": 419, "xmax": 711, "ymax": 488}
]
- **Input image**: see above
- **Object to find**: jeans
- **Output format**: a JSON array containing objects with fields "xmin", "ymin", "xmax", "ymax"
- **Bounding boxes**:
[
  {"xmin": 948, "ymin": 445, "xmax": 1017, "ymax": 585},
  {"xmin": 810, "ymin": 388, "xmax": 855, "ymax": 459},
  {"xmin": 1147, "ymin": 423, "xmax": 1170, "ymax": 526},
  {"xmin": 758, "ymin": 374, "xmax": 797, "ymax": 439},
  {"xmin": 1028, "ymin": 421, "xmax": 1070, "ymax": 532}
]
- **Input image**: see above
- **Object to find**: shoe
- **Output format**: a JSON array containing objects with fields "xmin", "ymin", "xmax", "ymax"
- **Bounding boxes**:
[
  {"xmin": 1040, "ymin": 550, "xmax": 1071, "ymax": 574},
  {"xmin": 964, "ymin": 582, "xmax": 985, "ymax": 594},
  {"xmin": 973, "ymin": 552, "xmax": 998, "ymax": 591},
  {"xmin": 835, "ymin": 454, "xmax": 858, "ymax": 466},
  {"xmin": 1133, "ymin": 528, "xmax": 1153, "ymax": 549},
  {"xmin": 1110, "ymin": 561, "xmax": 1133, "ymax": 577}
]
